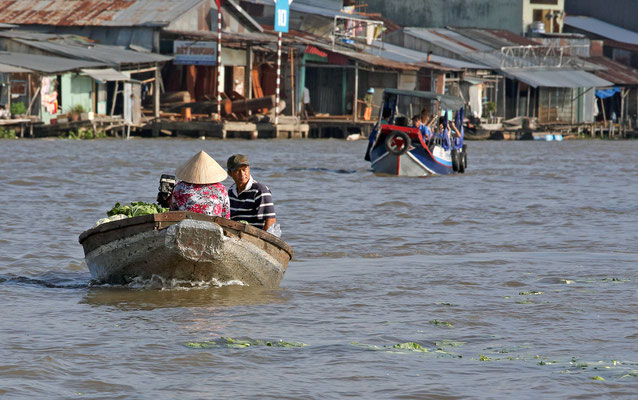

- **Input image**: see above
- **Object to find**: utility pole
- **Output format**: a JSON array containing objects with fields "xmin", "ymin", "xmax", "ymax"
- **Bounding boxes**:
[{"xmin": 273, "ymin": 0, "xmax": 293, "ymax": 126}]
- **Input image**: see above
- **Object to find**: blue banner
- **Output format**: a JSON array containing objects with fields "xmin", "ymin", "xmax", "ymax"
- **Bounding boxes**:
[{"xmin": 274, "ymin": 0, "xmax": 290, "ymax": 33}]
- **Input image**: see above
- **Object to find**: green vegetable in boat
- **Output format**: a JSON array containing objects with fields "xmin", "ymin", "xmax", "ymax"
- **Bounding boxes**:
[
  {"xmin": 107, "ymin": 201, "xmax": 169, "ymax": 217},
  {"xmin": 93, "ymin": 214, "xmax": 128, "ymax": 227}
]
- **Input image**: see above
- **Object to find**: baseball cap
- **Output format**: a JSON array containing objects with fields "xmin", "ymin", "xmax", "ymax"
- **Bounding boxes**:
[{"xmin": 227, "ymin": 154, "xmax": 250, "ymax": 171}]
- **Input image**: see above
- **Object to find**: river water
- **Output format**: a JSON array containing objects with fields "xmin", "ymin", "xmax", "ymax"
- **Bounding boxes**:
[{"xmin": 1, "ymin": 138, "xmax": 637, "ymax": 399}]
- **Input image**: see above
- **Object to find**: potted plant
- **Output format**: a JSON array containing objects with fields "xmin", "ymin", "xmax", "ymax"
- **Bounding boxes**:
[
  {"xmin": 483, "ymin": 101, "xmax": 496, "ymax": 120},
  {"xmin": 68, "ymin": 104, "xmax": 86, "ymax": 122}
]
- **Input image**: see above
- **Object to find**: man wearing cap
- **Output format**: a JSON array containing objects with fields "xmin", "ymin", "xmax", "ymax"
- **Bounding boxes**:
[
  {"xmin": 170, "ymin": 150, "xmax": 230, "ymax": 218},
  {"xmin": 227, "ymin": 154, "xmax": 276, "ymax": 231}
]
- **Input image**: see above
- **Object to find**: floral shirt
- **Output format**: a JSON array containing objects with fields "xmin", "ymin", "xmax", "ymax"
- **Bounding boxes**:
[{"xmin": 170, "ymin": 181, "xmax": 230, "ymax": 218}]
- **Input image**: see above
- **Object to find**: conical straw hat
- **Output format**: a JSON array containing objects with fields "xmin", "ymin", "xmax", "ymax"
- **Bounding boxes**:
[{"xmin": 175, "ymin": 150, "xmax": 228, "ymax": 184}]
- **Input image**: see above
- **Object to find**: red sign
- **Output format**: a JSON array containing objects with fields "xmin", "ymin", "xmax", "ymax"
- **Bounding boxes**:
[{"xmin": 10, "ymin": 80, "xmax": 26, "ymax": 95}]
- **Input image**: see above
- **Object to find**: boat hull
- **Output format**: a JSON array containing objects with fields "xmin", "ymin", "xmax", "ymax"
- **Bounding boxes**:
[
  {"xmin": 79, "ymin": 212, "xmax": 293, "ymax": 287},
  {"xmin": 370, "ymin": 145, "xmax": 454, "ymax": 176}
]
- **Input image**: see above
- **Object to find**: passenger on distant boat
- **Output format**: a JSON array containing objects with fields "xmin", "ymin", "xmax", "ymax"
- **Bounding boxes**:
[
  {"xmin": 227, "ymin": 154, "xmax": 277, "ymax": 232},
  {"xmin": 436, "ymin": 115, "xmax": 462, "ymax": 150},
  {"xmin": 412, "ymin": 115, "xmax": 433, "ymax": 142},
  {"xmin": 380, "ymin": 108, "xmax": 392, "ymax": 125},
  {"xmin": 170, "ymin": 151, "xmax": 231, "ymax": 218}
]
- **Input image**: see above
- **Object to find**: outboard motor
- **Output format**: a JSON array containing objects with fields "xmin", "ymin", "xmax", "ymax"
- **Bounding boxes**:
[{"xmin": 156, "ymin": 174, "xmax": 176, "ymax": 208}]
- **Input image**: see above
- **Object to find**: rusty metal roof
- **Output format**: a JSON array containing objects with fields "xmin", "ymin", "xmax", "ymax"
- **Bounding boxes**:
[
  {"xmin": 325, "ymin": 45, "xmax": 420, "ymax": 71},
  {"xmin": 449, "ymin": 27, "xmax": 539, "ymax": 48},
  {"xmin": 587, "ymin": 56, "xmax": 638, "ymax": 85},
  {"xmin": 163, "ymin": 29, "xmax": 276, "ymax": 46},
  {"xmin": 165, "ymin": 26, "xmax": 419, "ymax": 71},
  {"xmin": 0, "ymin": 0, "xmax": 203, "ymax": 27}
]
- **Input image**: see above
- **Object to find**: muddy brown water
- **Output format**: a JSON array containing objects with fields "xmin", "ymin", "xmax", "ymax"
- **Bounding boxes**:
[{"xmin": 1, "ymin": 138, "xmax": 637, "ymax": 398}]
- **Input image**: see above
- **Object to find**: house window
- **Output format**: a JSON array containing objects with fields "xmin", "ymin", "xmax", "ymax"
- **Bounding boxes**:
[{"xmin": 532, "ymin": 9, "xmax": 561, "ymax": 33}]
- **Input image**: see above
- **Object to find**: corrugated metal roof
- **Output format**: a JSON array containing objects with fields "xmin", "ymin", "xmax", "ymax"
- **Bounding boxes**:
[
  {"xmin": 404, "ymin": 28, "xmax": 494, "ymax": 53},
  {"xmin": 0, "ymin": 0, "xmax": 202, "ymax": 27},
  {"xmin": 367, "ymin": 42, "xmax": 491, "ymax": 70},
  {"xmin": 0, "ymin": 30, "xmax": 56, "ymax": 41},
  {"xmin": 463, "ymin": 76, "xmax": 487, "ymax": 85},
  {"xmin": 295, "ymin": 0, "xmax": 343, "ymax": 12},
  {"xmin": 384, "ymin": 88, "xmax": 465, "ymax": 109},
  {"xmin": 81, "ymin": 68, "xmax": 138, "ymax": 82},
  {"xmin": 564, "ymin": 16, "xmax": 638, "ymax": 45},
  {"xmin": 587, "ymin": 56, "xmax": 638, "ymax": 85},
  {"xmin": 0, "ymin": 51, "xmax": 105, "ymax": 73},
  {"xmin": 502, "ymin": 69, "xmax": 612, "ymax": 88},
  {"xmin": 450, "ymin": 27, "xmax": 539, "ymax": 48},
  {"xmin": 163, "ymin": 29, "xmax": 276, "ymax": 46},
  {"xmin": 404, "ymin": 27, "xmax": 544, "ymax": 70},
  {"xmin": 244, "ymin": 0, "xmax": 366, "ymax": 19},
  {"xmin": 224, "ymin": 0, "xmax": 263, "ymax": 32},
  {"xmin": 0, "ymin": 33, "xmax": 171, "ymax": 66},
  {"xmin": 402, "ymin": 27, "xmax": 606, "ymax": 77},
  {"xmin": 320, "ymin": 44, "xmax": 419, "ymax": 71},
  {"xmin": 0, "ymin": 62, "xmax": 31, "ymax": 73}
]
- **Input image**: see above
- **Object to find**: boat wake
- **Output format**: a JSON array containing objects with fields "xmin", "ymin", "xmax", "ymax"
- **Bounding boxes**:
[
  {"xmin": 0, "ymin": 272, "xmax": 90, "ymax": 289},
  {"xmin": 92, "ymin": 274, "xmax": 247, "ymax": 290},
  {"xmin": 0, "ymin": 272, "xmax": 247, "ymax": 291},
  {"xmin": 289, "ymin": 167, "xmax": 356, "ymax": 174}
]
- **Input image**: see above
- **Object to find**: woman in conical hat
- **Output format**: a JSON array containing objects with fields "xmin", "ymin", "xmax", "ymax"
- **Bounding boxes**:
[{"xmin": 170, "ymin": 150, "xmax": 230, "ymax": 218}]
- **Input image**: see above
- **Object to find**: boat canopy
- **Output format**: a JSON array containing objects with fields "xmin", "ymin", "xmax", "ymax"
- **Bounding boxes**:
[{"xmin": 384, "ymin": 88, "xmax": 465, "ymax": 110}]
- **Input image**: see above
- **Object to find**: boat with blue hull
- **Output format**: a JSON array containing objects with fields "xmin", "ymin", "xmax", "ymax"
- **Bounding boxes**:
[{"xmin": 365, "ymin": 89, "xmax": 468, "ymax": 177}]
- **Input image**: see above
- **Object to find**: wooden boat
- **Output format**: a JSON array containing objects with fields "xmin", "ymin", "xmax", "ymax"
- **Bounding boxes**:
[
  {"xmin": 365, "ymin": 89, "xmax": 468, "ymax": 177},
  {"xmin": 78, "ymin": 211, "xmax": 293, "ymax": 287}
]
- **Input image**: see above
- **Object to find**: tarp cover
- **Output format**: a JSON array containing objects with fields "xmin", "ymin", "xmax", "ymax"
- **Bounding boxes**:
[
  {"xmin": 595, "ymin": 87, "xmax": 620, "ymax": 99},
  {"xmin": 384, "ymin": 88, "xmax": 465, "ymax": 110}
]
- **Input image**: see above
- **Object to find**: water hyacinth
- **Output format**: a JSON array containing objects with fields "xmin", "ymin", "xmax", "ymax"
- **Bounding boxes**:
[
  {"xmin": 429, "ymin": 319, "xmax": 453, "ymax": 327},
  {"xmin": 187, "ymin": 337, "xmax": 307, "ymax": 349},
  {"xmin": 393, "ymin": 342, "xmax": 428, "ymax": 352}
]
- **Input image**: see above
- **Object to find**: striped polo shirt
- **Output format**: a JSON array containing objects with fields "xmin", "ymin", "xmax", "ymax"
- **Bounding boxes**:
[{"xmin": 229, "ymin": 176, "xmax": 276, "ymax": 229}]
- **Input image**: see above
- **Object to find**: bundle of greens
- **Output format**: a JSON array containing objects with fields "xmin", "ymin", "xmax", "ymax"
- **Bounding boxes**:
[{"xmin": 107, "ymin": 201, "xmax": 169, "ymax": 217}]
